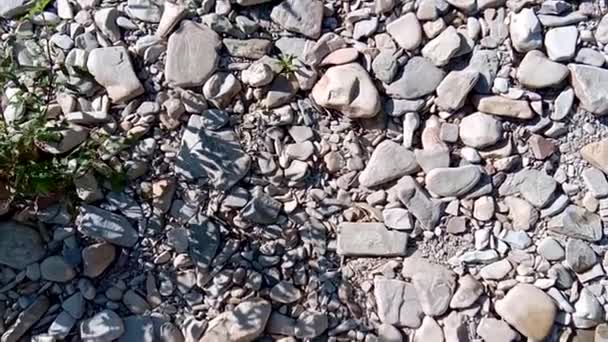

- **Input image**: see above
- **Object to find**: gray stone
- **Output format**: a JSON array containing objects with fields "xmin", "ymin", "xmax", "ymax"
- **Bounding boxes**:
[
  {"xmin": 0, "ymin": 0, "xmax": 30, "ymax": 18},
  {"xmin": 384, "ymin": 99, "xmax": 425, "ymax": 117},
  {"xmin": 202, "ymin": 72, "xmax": 242, "ymax": 109},
  {"xmin": 595, "ymin": 13, "xmax": 608, "ymax": 44},
  {"xmin": 504, "ymin": 196, "xmax": 538, "ymax": 231},
  {"xmin": 517, "ymin": 169, "xmax": 556, "ymax": 208},
  {"xmin": 498, "ymin": 229, "xmax": 532, "ymax": 249},
  {"xmin": 552, "ymin": 87, "xmax": 574, "ymax": 120},
  {"xmin": 270, "ymin": 0, "xmax": 323, "ymax": 38},
  {"xmin": 476, "ymin": 318, "xmax": 518, "ymax": 342},
  {"xmin": 449, "ymin": 274, "xmax": 483, "ymax": 309},
  {"xmin": 295, "ymin": 311, "xmax": 328, "ymax": 339},
  {"xmin": 425, "ymin": 165, "xmax": 481, "ymax": 197},
  {"xmin": 372, "ymin": 50, "xmax": 399, "ymax": 83},
  {"xmin": 548, "ymin": 205, "xmax": 603, "ymax": 241},
  {"xmin": 0, "ymin": 221, "xmax": 45, "ymax": 270},
  {"xmin": 77, "ymin": 205, "xmax": 138, "ymax": 247},
  {"xmin": 385, "ymin": 57, "xmax": 445, "ymax": 99},
  {"xmin": 402, "ymin": 258, "xmax": 456, "ymax": 317},
  {"xmin": 122, "ymin": 290, "xmax": 150, "ymax": 315},
  {"xmin": 80, "ymin": 310, "xmax": 125, "ymax": 341},
  {"xmin": 383, "ymin": 208, "xmax": 413, "ymax": 230},
  {"xmin": 569, "ymin": 64, "xmax": 608, "ymax": 115},
  {"xmin": 480, "ymin": 259, "xmax": 512, "ymax": 280},
  {"xmin": 565, "ymin": 238, "xmax": 597, "ymax": 273},
  {"xmin": 517, "ymin": 50, "xmax": 569, "ymax": 89},
  {"xmin": 467, "ymin": 49, "xmax": 499, "ymax": 93},
  {"xmin": 574, "ymin": 288, "xmax": 604, "ymax": 328},
  {"xmin": 175, "ymin": 115, "xmax": 250, "ymax": 190},
  {"xmin": 1, "ymin": 296, "xmax": 49, "ymax": 342},
  {"xmin": 374, "ymin": 278, "xmax": 424, "ymax": 328},
  {"xmin": 94, "ymin": 8, "xmax": 120, "ymax": 43},
  {"xmin": 393, "ymin": 176, "xmax": 443, "ymax": 229},
  {"xmin": 165, "ymin": 21, "xmax": 220, "ymax": 87},
  {"xmin": 270, "ymin": 281, "xmax": 301, "ymax": 304},
  {"xmin": 241, "ymin": 189, "xmax": 282, "ymax": 224},
  {"xmin": 48, "ymin": 311, "xmax": 77, "ymax": 339},
  {"xmin": 575, "ymin": 48, "xmax": 605, "ymax": 67},
  {"xmin": 510, "ymin": 8, "xmax": 543, "ymax": 53},
  {"xmin": 359, "ymin": 140, "xmax": 418, "ymax": 187},
  {"xmin": 545, "ymin": 26, "xmax": 578, "ymax": 61},
  {"xmin": 223, "ymin": 38, "xmax": 271, "ymax": 59},
  {"xmin": 413, "ymin": 316, "xmax": 444, "ymax": 342},
  {"xmin": 435, "ymin": 70, "xmax": 479, "ymax": 111},
  {"xmin": 472, "ymin": 95, "xmax": 534, "ymax": 119},
  {"xmin": 337, "ymin": 223, "xmax": 408, "ymax": 256},
  {"xmin": 582, "ymin": 168, "xmax": 608, "ymax": 198},
  {"xmin": 386, "ymin": 13, "xmax": 422, "ymax": 50},
  {"xmin": 189, "ymin": 216, "xmax": 219, "ymax": 269},
  {"xmin": 63, "ymin": 293, "xmax": 85, "ymax": 319},
  {"xmin": 201, "ymin": 299, "xmax": 271, "ymax": 342},
  {"xmin": 495, "ymin": 284, "xmax": 556, "ymax": 340},
  {"xmin": 87, "ymin": 47, "xmax": 144, "ymax": 103},
  {"xmin": 538, "ymin": 237, "xmax": 564, "ymax": 261},
  {"xmin": 40, "ymin": 256, "xmax": 75, "ymax": 282},
  {"xmin": 118, "ymin": 316, "xmax": 154, "ymax": 342},
  {"xmin": 378, "ymin": 324, "xmax": 403, "ymax": 342},
  {"xmin": 459, "ymin": 112, "xmax": 502, "ymax": 148},
  {"xmin": 422, "ymin": 26, "xmax": 461, "ymax": 66}
]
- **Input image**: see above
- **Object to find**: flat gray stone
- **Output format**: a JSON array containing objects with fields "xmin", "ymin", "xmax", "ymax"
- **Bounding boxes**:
[
  {"xmin": 118, "ymin": 316, "xmax": 154, "ymax": 342},
  {"xmin": 165, "ymin": 20, "xmax": 220, "ymax": 87},
  {"xmin": 374, "ymin": 278, "xmax": 424, "ymax": 328},
  {"xmin": 449, "ymin": 274, "xmax": 483, "ymax": 309},
  {"xmin": 566, "ymin": 238, "xmax": 597, "ymax": 273},
  {"xmin": 517, "ymin": 169, "xmax": 557, "ymax": 208},
  {"xmin": 582, "ymin": 168, "xmax": 608, "ymax": 198},
  {"xmin": 386, "ymin": 12, "xmax": 422, "ymax": 50},
  {"xmin": 87, "ymin": 47, "xmax": 144, "ymax": 103},
  {"xmin": 403, "ymin": 258, "xmax": 456, "ymax": 317},
  {"xmin": 569, "ymin": 64, "xmax": 608, "ymax": 115},
  {"xmin": 575, "ymin": 48, "xmax": 605, "ymax": 67},
  {"xmin": 382, "ymin": 208, "xmax": 413, "ymax": 230},
  {"xmin": 270, "ymin": 0, "xmax": 323, "ymax": 38},
  {"xmin": 545, "ymin": 26, "xmax": 578, "ymax": 61},
  {"xmin": 538, "ymin": 237, "xmax": 565, "ymax": 261},
  {"xmin": 201, "ymin": 299, "xmax": 271, "ymax": 342},
  {"xmin": 189, "ymin": 215, "xmax": 219, "ymax": 269},
  {"xmin": 385, "ymin": 57, "xmax": 445, "ymax": 99},
  {"xmin": 467, "ymin": 49, "xmax": 499, "ymax": 93},
  {"xmin": 517, "ymin": 50, "xmax": 569, "ymax": 89},
  {"xmin": 425, "ymin": 165, "xmax": 481, "ymax": 197},
  {"xmin": 393, "ymin": 176, "xmax": 443, "ymax": 229},
  {"xmin": 477, "ymin": 318, "xmax": 518, "ymax": 342},
  {"xmin": 459, "ymin": 112, "xmax": 503, "ymax": 148},
  {"xmin": 0, "ymin": 0, "xmax": 31, "ymax": 18},
  {"xmin": 596, "ymin": 13, "xmax": 608, "ymax": 44},
  {"xmin": 359, "ymin": 140, "xmax": 418, "ymax": 188},
  {"xmin": 510, "ymin": 8, "xmax": 543, "ymax": 53},
  {"xmin": 0, "ymin": 221, "xmax": 45, "ymax": 270},
  {"xmin": 422, "ymin": 26, "xmax": 461, "ymax": 66},
  {"xmin": 77, "ymin": 205, "xmax": 138, "ymax": 247},
  {"xmin": 548, "ymin": 205, "xmax": 603, "ymax": 242},
  {"xmin": 435, "ymin": 69, "xmax": 479, "ymax": 111},
  {"xmin": 337, "ymin": 223, "xmax": 408, "ymax": 256}
]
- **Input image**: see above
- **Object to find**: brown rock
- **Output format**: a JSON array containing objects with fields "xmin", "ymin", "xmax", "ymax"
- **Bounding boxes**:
[
  {"xmin": 82, "ymin": 243, "xmax": 116, "ymax": 278},
  {"xmin": 581, "ymin": 139, "xmax": 608, "ymax": 174},
  {"xmin": 528, "ymin": 134, "xmax": 555, "ymax": 159},
  {"xmin": 2, "ymin": 296, "xmax": 49, "ymax": 342},
  {"xmin": 472, "ymin": 95, "xmax": 535, "ymax": 119}
]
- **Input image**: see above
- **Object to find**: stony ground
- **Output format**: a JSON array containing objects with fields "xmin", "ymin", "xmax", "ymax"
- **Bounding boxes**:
[{"xmin": 1, "ymin": 0, "xmax": 608, "ymax": 341}]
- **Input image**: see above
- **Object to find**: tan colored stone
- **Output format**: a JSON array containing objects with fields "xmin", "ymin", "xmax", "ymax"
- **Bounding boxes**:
[
  {"xmin": 472, "ymin": 95, "xmax": 535, "ymax": 119},
  {"xmin": 581, "ymin": 139, "xmax": 608, "ymax": 174},
  {"xmin": 82, "ymin": 243, "xmax": 116, "ymax": 278}
]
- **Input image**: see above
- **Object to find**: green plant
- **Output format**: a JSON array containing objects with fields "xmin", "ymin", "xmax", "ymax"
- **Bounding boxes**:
[{"xmin": 278, "ymin": 54, "xmax": 298, "ymax": 75}]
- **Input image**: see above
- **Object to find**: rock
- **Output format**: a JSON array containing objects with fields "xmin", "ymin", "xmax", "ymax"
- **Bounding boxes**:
[
  {"xmin": 569, "ymin": 64, "xmax": 608, "ymax": 115},
  {"xmin": 574, "ymin": 288, "xmax": 604, "ymax": 328},
  {"xmin": 378, "ymin": 324, "xmax": 403, "ymax": 342},
  {"xmin": 435, "ymin": 70, "xmax": 479, "ymax": 111},
  {"xmin": 165, "ymin": 21, "xmax": 220, "ymax": 87},
  {"xmin": 476, "ymin": 318, "xmax": 518, "ymax": 342},
  {"xmin": 223, "ymin": 38, "xmax": 271, "ymax": 59},
  {"xmin": 118, "ymin": 316, "xmax": 154, "ymax": 342},
  {"xmin": 270, "ymin": 281, "xmax": 302, "ymax": 304},
  {"xmin": 459, "ymin": 112, "xmax": 503, "ymax": 148},
  {"xmin": 77, "ymin": 205, "xmax": 139, "ymax": 247},
  {"xmin": 295, "ymin": 311, "xmax": 328, "ymax": 338},
  {"xmin": 374, "ymin": 278, "xmax": 424, "ymax": 328},
  {"xmin": 446, "ymin": 216, "xmax": 467, "ymax": 234},
  {"xmin": 80, "ymin": 310, "xmax": 125, "ymax": 341},
  {"xmin": 188, "ymin": 216, "xmax": 220, "ymax": 269},
  {"xmin": 518, "ymin": 169, "xmax": 557, "ymax": 208},
  {"xmin": 122, "ymin": 290, "xmax": 150, "ymax": 314},
  {"xmin": 40, "ymin": 256, "xmax": 75, "ymax": 282},
  {"xmin": 538, "ymin": 237, "xmax": 565, "ymax": 261},
  {"xmin": 359, "ymin": 140, "xmax": 418, "ymax": 187},
  {"xmin": 403, "ymin": 258, "xmax": 456, "ymax": 317},
  {"xmin": 510, "ymin": 8, "xmax": 543, "ymax": 53},
  {"xmin": 0, "ymin": 0, "xmax": 31, "ymax": 18},
  {"xmin": 565, "ymin": 238, "xmax": 597, "ymax": 273},
  {"xmin": 528, "ymin": 134, "xmax": 555, "ymax": 159},
  {"xmin": 201, "ymin": 298, "xmax": 271, "ymax": 342},
  {"xmin": 87, "ymin": 47, "xmax": 144, "ymax": 103},
  {"xmin": 443, "ymin": 311, "xmax": 468, "ymax": 342},
  {"xmin": 413, "ymin": 316, "xmax": 444, "ymax": 342},
  {"xmin": 582, "ymin": 139, "xmax": 608, "ymax": 173},
  {"xmin": 82, "ymin": 242, "xmax": 116, "ymax": 278},
  {"xmin": 386, "ymin": 13, "xmax": 422, "ymax": 50},
  {"xmin": 242, "ymin": 63, "xmax": 274, "ymax": 87},
  {"xmin": 468, "ymin": 49, "xmax": 499, "ymax": 93},
  {"xmin": 319, "ymin": 48, "xmax": 359, "ymax": 66},
  {"xmin": 241, "ymin": 189, "xmax": 282, "ymax": 224},
  {"xmin": 48, "ymin": 311, "xmax": 77, "ymax": 339},
  {"xmin": 596, "ymin": 14, "xmax": 608, "ymax": 44},
  {"xmin": 312, "ymin": 63, "xmax": 380, "ymax": 118},
  {"xmin": 202, "ymin": 72, "xmax": 241, "ymax": 109},
  {"xmin": 175, "ymin": 115, "xmax": 250, "ymax": 190},
  {"xmin": 596, "ymin": 324, "xmax": 608, "ymax": 342},
  {"xmin": 156, "ymin": 0, "xmax": 186, "ymax": 38},
  {"xmin": 422, "ymin": 26, "xmax": 461, "ymax": 66},
  {"xmin": 545, "ymin": 26, "xmax": 578, "ymax": 61},
  {"xmin": 480, "ymin": 259, "xmax": 512, "ymax": 280},
  {"xmin": 37, "ymin": 125, "xmax": 89, "ymax": 155},
  {"xmin": 575, "ymin": 48, "xmax": 605, "ymax": 67},
  {"xmin": 94, "ymin": 8, "xmax": 120, "ymax": 42},
  {"xmin": 495, "ymin": 284, "xmax": 556, "ymax": 340},
  {"xmin": 263, "ymin": 73, "xmax": 300, "ymax": 108},
  {"xmin": 1, "ymin": 296, "xmax": 49, "ymax": 342},
  {"xmin": 504, "ymin": 196, "xmax": 538, "ymax": 231},
  {"xmin": 472, "ymin": 95, "xmax": 534, "ymax": 119},
  {"xmin": 517, "ymin": 50, "xmax": 569, "ymax": 89},
  {"xmin": 548, "ymin": 205, "xmax": 603, "ymax": 242},
  {"xmin": 386, "ymin": 57, "xmax": 445, "ymax": 99},
  {"xmin": 552, "ymin": 87, "xmax": 574, "ymax": 120},
  {"xmin": 235, "ymin": 0, "xmax": 272, "ymax": 5},
  {"xmin": 383, "ymin": 208, "xmax": 413, "ymax": 230},
  {"xmin": 337, "ymin": 222, "xmax": 408, "ymax": 256},
  {"xmin": 372, "ymin": 50, "xmax": 398, "ymax": 83},
  {"xmin": 270, "ymin": 0, "xmax": 323, "ymax": 38},
  {"xmin": 0, "ymin": 221, "xmax": 45, "ymax": 270},
  {"xmin": 583, "ymin": 168, "xmax": 608, "ymax": 198},
  {"xmin": 393, "ymin": 176, "xmax": 443, "ymax": 229},
  {"xmin": 449, "ymin": 274, "xmax": 483, "ymax": 309},
  {"xmin": 425, "ymin": 165, "xmax": 481, "ymax": 197},
  {"xmin": 160, "ymin": 322, "xmax": 185, "ymax": 342},
  {"xmin": 63, "ymin": 293, "xmax": 85, "ymax": 319}
]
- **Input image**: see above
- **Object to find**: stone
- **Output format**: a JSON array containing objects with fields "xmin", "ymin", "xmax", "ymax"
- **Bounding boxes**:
[
  {"xmin": 40, "ymin": 256, "xmax": 75, "ymax": 282},
  {"xmin": 596, "ymin": 324, "xmax": 608, "ymax": 342},
  {"xmin": 446, "ymin": 216, "xmax": 467, "ymax": 234},
  {"xmin": 319, "ymin": 48, "xmax": 359, "ymax": 66},
  {"xmin": 413, "ymin": 316, "xmax": 444, "ymax": 342},
  {"xmin": 77, "ymin": 205, "xmax": 139, "ymax": 247},
  {"xmin": 241, "ymin": 190, "xmax": 282, "ymax": 224},
  {"xmin": 188, "ymin": 216, "xmax": 220, "ymax": 269},
  {"xmin": 443, "ymin": 311, "xmax": 468, "ymax": 342},
  {"xmin": 582, "ymin": 168, "xmax": 608, "ymax": 198},
  {"xmin": 422, "ymin": 26, "xmax": 461, "ymax": 66},
  {"xmin": 518, "ymin": 169, "xmax": 557, "ymax": 208},
  {"xmin": 435, "ymin": 70, "xmax": 479, "ymax": 111},
  {"xmin": 48, "ymin": 311, "xmax": 77, "ymax": 339},
  {"xmin": 270, "ymin": 0, "xmax": 323, "ymax": 38},
  {"xmin": 449, "ymin": 274, "xmax": 483, "ymax": 309},
  {"xmin": 498, "ymin": 229, "xmax": 531, "ymax": 249},
  {"xmin": 425, "ymin": 165, "xmax": 481, "ymax": 197},
  {"xmin": 386, "ymin": 57, "xmax": 445, "ymax": 99},
  {"xmin": 528, "ymin": 134, "xmax": 555, "ymax": 159},
  {"xmin": 1, "ymin": 296, "xmax": 49, "ymax": 342},
  {"xmin": 94, "ymin": 8, "xmax": 120, "ymax": 42},
  {"xmin": 160, "ymin": 322, "xmax": 184, "ymax": 342},
  {"xmin": 459, "ymin": 112, "xmax": 503, "ymax": 148},
  {"xmin": 156, "ymin": 0, "xmax": 186, "ymax": 38},
  {"xmin": 575, "ymin": 48, "xmax": 605, "ymax": 67},
  {"xmin": 538, "ymin": 237, "xmax": 564, "ymax": 261},
  {"xmin": 242, "ymin": 63, "xmax": 274, "ymax": 87},
  {"xmin": 596, "ymin": 14, "xmax": 608, "ymax": 44},
  {"xmin": 468, "ymin": 49, "xmax": 499, "ymax": 94},
  {"xmin": 87, "ymin": 47, "xmax": 144, "ymax": 103},
  {"xmin": 337, "ymin": 222, "xmax": 408, "ymax": 256},
  {"xmin": 359, "ymin": 140, "xmax": 417, "ymax": 187},
  {"xmin": 0, "ymin": 0, "xmax": 31, "ymax": 18},
  {"xmin": 574, "ymin": 288, "xmax": 604, "ymax": 328},
  {"xmin": 295, "ymin": 311, "xmax": 328, "ymax": 338},
  {"xmin": 165, "ymin": 21, "xmax": 220, "ymax": 87},
  {"xmin": 393, "ymin": 176, "xmax": 443, "ymax": 229},
  {"xmin": 270, "ymin": 281, "xmax": 302, "ymax": 304},
  {"xmin": 472, "ymin": 95, "xmax": 534, "ymax": 119},
  {"xmin": 201, "ymin": 298, "xmax": 271, "ymax": 342},
  {"xmin": 175, "ymin": 115, "xmax": 250, "ymax": 190},
  {"xmin": 122, "ymin": 290, "xmax": 150, "ymax": 314},
  {"xmin": 223, "ymin": 38, "xmax": 271, "ymax": 60},
  {"xmin": 548, "ymin": 205, "xmax": 603, "ymax": 242},
  {"xmin": 569, "ymin": 64, "xmax": 608, "ymax": 115},
  {"xmin": 80, "ymin": 310, "xmax": 125, "ymax": 341},
  {"xmin": 476, "ymin": 318, "xmax": 518, "ymax": 342},
  {"xmin": 517, "ymin": 50, "xmax": 569, "ymax": 89},
  {"xmin": 118, "ymin": 316, "xmax": 154, "ymax": 342},
  {"xmin": 311, "ymin": 63, "xmax": 380, "ymax": 119},
  {"xmin": 82, "ymin": 242, "xmax": 116, "ymax": 278},
  {"xmin": 378, "ymin": 324, "xmax": 403, "ymax": 342},
  {"xmin": 545, "ymin": 26, "xmax": 578, "ymax": 61},
  {"xmin": 495, "ymin": 284, "xmax": 556, "ymax": 340},
  {"xmin": 63, "ymin": 293, "xmax": 85, "ymax": 319},
  {"xmin": 504, "ymin": 196, "xmax": 538, "ymax": 231},
  {"xmin": 383, "ymin": 208, "xmax": 413, "ymax": 230},
  {"xmin": 0, "ymin": 221, "xmax": 45, "ymax": 270},
  {"xmin": 510, "ymin": 8, "xmax": 543, "ymax": 53},
  {"xmin": 582, "ymin": 139, "xmax": 608, "ymax": 173},
  {"xmin": 235, "ymin": 0, "xmax": 272, "ymax": 5},
  {"xmin": 386, "ymin": 13, "xmax": 422, "ymax": 50},
  {"xmin": 372, "ymin": 50, "xmax": 398, "ymax": 83},
  {"xmin": 374, "ymin": 278, "xmax": 424, "ymax": 328},
  {"xmin": 403, "ymin": 258, "xmax": 456, "ymax": 317},
  {"xmin": 566, "ymin": 238, "xmax": 597, "ymax": 273},
  {"xmin": 202, "ymin": 72, "xmax": 242, "ymax": 109},
  {"xmin": 480, "ymin": 259, "xmax": 512, "ymax": 280}
]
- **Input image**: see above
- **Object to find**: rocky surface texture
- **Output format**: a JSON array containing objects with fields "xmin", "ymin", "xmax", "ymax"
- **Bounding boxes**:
[{"xmin": 2, "ymin": 0, "xmax": 608, "ymax": 341}]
